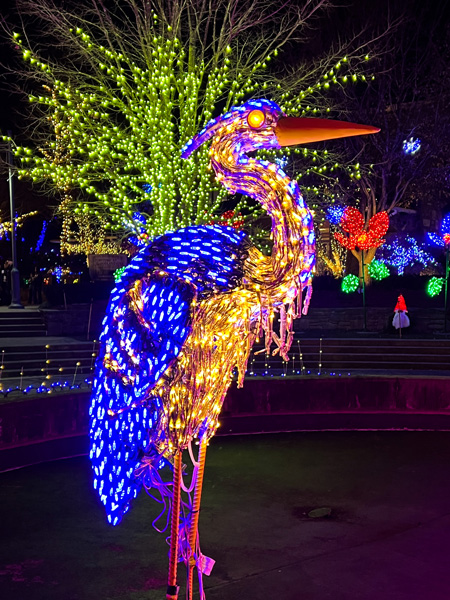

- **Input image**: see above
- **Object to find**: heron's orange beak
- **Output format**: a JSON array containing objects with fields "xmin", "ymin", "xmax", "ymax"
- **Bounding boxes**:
[{"xmin": 275, "ymin": 117, "xmax": 380, "ymax": 146}]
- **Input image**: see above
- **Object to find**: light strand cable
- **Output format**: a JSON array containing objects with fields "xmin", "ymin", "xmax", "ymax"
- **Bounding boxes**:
[{"xmin": 181, "ymin": 441, "xmax": 199, "ymax": 493}]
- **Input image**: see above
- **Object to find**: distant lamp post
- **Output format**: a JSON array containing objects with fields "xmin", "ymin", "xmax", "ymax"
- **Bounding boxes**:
[{"xmin": 4, "ymin": 136, "xmax": 23, "ymax": 309}]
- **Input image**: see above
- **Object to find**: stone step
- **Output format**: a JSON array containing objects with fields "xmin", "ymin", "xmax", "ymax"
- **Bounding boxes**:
[
  {"xmin": 2, "ymin": 360, "xmax": 95, "ymax": 377},
  {"xmin": 253, "ymin": 358, "xmax": 450, "ymax": 369},
  {"xmin": 1, "ymin": 364, "xmax": 94, "ymax": 378},
  {"xmin": 289, "ymin": 339, "xmax": 450, "ymax": 349},
  {"xmin": 290, "ymin": 348, "xmax": 450, "ymax": 359},
  {"xmin": 0, "ymin": 310, "xmax": 47, "ymax": 337},
  {"xmin": 0, "ymin": 310, "xmax": 44, "ymax": 317},
  {"xmin": 0, "ymin": 346, "xmax": 96, "ymax": 377},
  {"xmin": 251, "ymin": 339, "xmax": 450, "ymax": 371},
  {"xmin": 257, "ymin": 347, "xmax": 450, "ymax": 357},
  {"xmin": 1, "ymin": 347, "xmax": 95, "ymax": 358},
  {"xmin": 0, "ymin": 322, "xmax": 47, "ymax": 336},
  {"xmin": 0, "ymin": 315, "xmax": 45, "ymax": 323}
]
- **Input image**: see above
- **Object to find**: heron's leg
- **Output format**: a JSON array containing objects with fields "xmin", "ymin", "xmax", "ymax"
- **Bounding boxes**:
[
  {"xmin": 187, "ymin": 437, "xmax": 208, "ymax": 600},
  {"xmin": 167, "ymin": 451, "xmax": 183, "ymax": 600}
]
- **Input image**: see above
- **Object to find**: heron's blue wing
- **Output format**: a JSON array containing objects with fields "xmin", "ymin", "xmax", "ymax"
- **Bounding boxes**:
[
  {"xmin": 89, "ymin": 224, "xmax": 250, "ymax": 525},
  {"xmin": 125, "ymin": 224, "xmax": 250, "ymax": 299},
  {"xmin": 89, "ymin": 274, "xmax": 194, "ymax": 525}
]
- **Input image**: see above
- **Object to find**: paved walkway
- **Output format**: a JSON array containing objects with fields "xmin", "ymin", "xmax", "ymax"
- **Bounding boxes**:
[{"xmin": 1, "ymin": 431, "xmax": 450, "ymax": 600}]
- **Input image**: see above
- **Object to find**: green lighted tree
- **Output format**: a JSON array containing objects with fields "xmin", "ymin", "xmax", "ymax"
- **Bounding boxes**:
[{"xmin": 3, "ymin": 0, "xmax": 382, "ymax": 253}]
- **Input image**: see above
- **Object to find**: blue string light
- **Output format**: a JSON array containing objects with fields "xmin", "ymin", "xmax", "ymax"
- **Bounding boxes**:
[
  {"xmin": 53, "ymin": 266, "xmax": 64, "ymax": 283},
  {"xmin": 427, "ymin": 215, "xmax": 450, "ymax": 247},
  {"xmin": 275, "ymin": 155, "xmax": 289, "ymax": 169},
  {"xmin": 402, "ymin": 137, "xmax": 421, "ymax": 155},
  {"xmin": 426, "ymin": 232, "xmax": 445, "ymax": 248},
  {"xmin": 326, "ymin": 205, "xmax": 346, "ymax": 225},
  {"xmin": 126, "ymin": 211, "xmax": 150, "ymax": 247},
  {"xmin": 34, "ymin": 220, "xmax": 48, "ymax": 252},
  {"xmin": 442, "ymin": 214, "xmax": 450, "ymax": 236},
  {"xmin": 132, "ymin": 211, "xmax": 147, "ymax": 225}
]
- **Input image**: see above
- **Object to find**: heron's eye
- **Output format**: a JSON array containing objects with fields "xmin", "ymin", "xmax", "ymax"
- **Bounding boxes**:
[{"xmin": 247, "ymin": 110, "xmax": 266, "ymax": 129}]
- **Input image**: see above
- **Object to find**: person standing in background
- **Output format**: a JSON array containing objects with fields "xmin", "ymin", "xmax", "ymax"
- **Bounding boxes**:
[
  {"xmin": 0, "ymin": 259, "xmax": 12, "ymax": 305},
  {"xmin": 28, "ymin": 266, "xmax": 43, "ymax": 305},
  {"xmin": 393, "ymin": 294, "xmax": 410, "ymax": 338}
]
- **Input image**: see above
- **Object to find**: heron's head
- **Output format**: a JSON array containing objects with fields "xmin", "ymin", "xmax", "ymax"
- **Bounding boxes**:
[{"xmin": 181, "ymin": 99, "xmax": 379, "ymax": 159}]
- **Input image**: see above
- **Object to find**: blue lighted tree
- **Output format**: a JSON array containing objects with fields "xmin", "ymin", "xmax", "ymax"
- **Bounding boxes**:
[{"xmin": 376, "ymin": 235, "xmax": 436, "ymax": 275}]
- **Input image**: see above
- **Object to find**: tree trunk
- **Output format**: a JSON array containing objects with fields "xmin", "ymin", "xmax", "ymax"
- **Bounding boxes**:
[{"xmin": 351, "ymin": 247, "xmax": 376, "ymax": 285}]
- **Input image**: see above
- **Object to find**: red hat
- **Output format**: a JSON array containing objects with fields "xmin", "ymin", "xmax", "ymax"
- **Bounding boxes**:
[{"xmin": 395, "ymin": 294, "xmax": 407, "ymax": 312}]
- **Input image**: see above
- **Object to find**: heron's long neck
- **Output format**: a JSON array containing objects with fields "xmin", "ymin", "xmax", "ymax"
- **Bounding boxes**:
[{"xmin": 212, "ymin": 149, "xmax": 315, "ymax": 300}]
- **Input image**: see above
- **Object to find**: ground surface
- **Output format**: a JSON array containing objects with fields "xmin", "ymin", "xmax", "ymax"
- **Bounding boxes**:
[{"xmin": 1, "ymin": 431, "xmax": 450, "ymax": 600}]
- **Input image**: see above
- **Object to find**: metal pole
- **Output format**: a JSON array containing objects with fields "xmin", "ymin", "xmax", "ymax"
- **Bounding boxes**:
[
  {"xmin": 87, "ymin": 298, "xmax": 93, "ymax": 340},
  {"xmin": 7, "ymin": 136, "xmax": 23, "ymax": 309},
  {"xmin": 361, "ymin": 250, "xmax": 366, "ymax": 331},
  {"xmin": 445, "ymin": 246, "xmax": 449, "ymax": 333}
]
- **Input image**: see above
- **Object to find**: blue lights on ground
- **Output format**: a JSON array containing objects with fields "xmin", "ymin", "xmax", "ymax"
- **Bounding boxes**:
[
  {"xmin": 0, "ymin": 378, "xmax": 91, "ymax": 397},
  {"xmin": 427, "ymin": 232, "xmax": 446, "ymax": 247}
]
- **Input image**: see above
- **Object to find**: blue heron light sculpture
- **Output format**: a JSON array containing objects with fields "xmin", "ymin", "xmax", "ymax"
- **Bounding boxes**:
[{"xmin": 89, "ymin": 99, "xmax": 378, "ymax": 599}]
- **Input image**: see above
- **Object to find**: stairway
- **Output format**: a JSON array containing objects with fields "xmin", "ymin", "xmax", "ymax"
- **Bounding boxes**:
[
  {"xmin": 1, "ymin": 334, "xmax": 449, "ymax": 388},
  {"xmin": 0, "ymin": 341, "xmax": 97, "ymax": 381},
  {"xmin": 250, "ymin": 337, "xmax": 450, "ymax": 374},
  {"xmin": 0, "ymin": 309, "xmax": 47, "ymax": 338}
]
